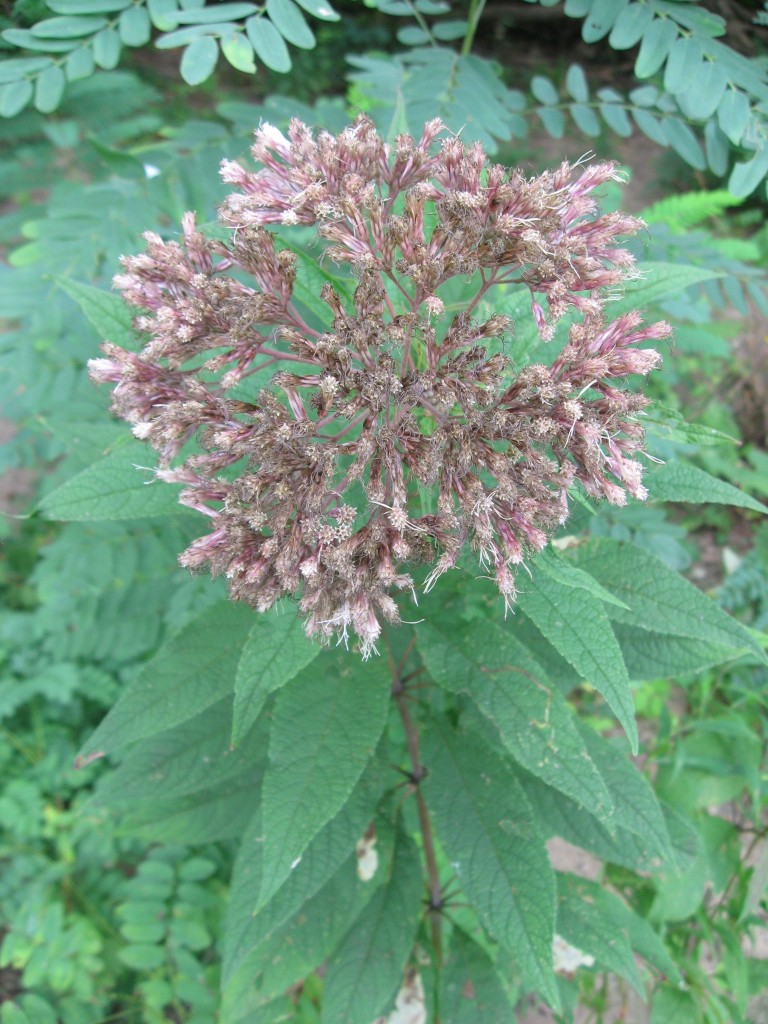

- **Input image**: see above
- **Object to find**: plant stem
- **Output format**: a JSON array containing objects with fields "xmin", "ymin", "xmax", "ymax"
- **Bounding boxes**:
[
  {"xmin": 388, "ymin": 643, "xmax": 444, "ymax": 969},
  {"xmin": 461, "ymin": 0, "xmax": 487, "ymax": 56}
]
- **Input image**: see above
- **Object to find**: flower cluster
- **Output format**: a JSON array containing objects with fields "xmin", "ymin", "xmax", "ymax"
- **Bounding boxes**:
[{"xmin": 90, "ymin": 116, "xmax": 670, "ymax": 657}]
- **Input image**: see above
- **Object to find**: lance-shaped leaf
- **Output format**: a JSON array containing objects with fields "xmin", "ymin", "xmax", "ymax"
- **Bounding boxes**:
[
  {"xmin": 77, "ymin": 601, "xmax": 254, "ymax": 760},
  {"xmin": 423, "ymin": 716, "xmax": 558, "ymax": 1005},
  {"xmin": 646, "ymin": 460, "xmax": 768, "ymax": 515},
  {"xmin": 259, "ymin": 652, "xmax": 390, "ymax": 908},
  {"xmin": 440, "ymin": 928, "xmax": 516, "ymax": 1023},
  {"xmin": 232, "ymin": 612, "xmax": 320, "ymax": 746},
  {"xmin": 418, "ymin": 618, "xmax": 614, "ymax": 823},
  {"xmin": 516, "ymin": 572, "xmax": 638, "ymax": 753},
  {"xmin": 96, "ymin": 696, "xmax": 269, "ymax": 805},
  {"xmin": 568, "ymin": 538, "xmax": 765, "ymax": 661},
  {"xmin": 223, "ymin": 755, "xmax": 388, "ymax": 983},
  {"xmin": 321, "ymin": 829, "xmax": 423, "ymax": 1024},
  {"xmin": 57, "ymin": 275, "xmax": 139, "ymax": 348},
  {"xmin": 39, "ymin": 439, "xmax": 189, "ymax": 521}
]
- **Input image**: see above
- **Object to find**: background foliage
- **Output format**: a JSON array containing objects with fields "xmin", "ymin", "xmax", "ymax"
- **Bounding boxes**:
[{"xmin": 1, "ymin": 2, "xmax": 768, "ymax": 1022}]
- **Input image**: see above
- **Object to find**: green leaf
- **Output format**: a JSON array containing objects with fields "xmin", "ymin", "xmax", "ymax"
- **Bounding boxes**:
[
  {"xmin": 581, "ymin": 0, "xmax": 626, "ymax": 43},
  {"xmin": 0, "ymin": 57, "xmax": 53, "ymax": 82},
  {"xmin": 423, "ymin": 716, "xmax": 558, "ymax": 1004},
  {"xmin": 651, "ymin": 986, "xmax": 703, "ymax": 1024},
  {"xmin": 647, "ymin": 460, "xmax": 768, "ymax": 515},
  {"xmin": 123, "ymin": 772, "xmax": 258, "ymax": 841},
  {"xmin": 597, "ymin": 88, "xmax": 632, "ymax": 136},
  {"xmin": 221, "ymin": 31, "xmax": 256, "ymax": 72},
  {"xmin": 92, "ymin": 26, "xmax": 122, "ymax": 67},
  {"xmin": 119, "ymin": 944, "xmax": 166, "ymax": 970},
  {"xmin": 610, "ymin": 260, "xmax": 721, "ymax": 315},
  {"xmin": 556, "ymin": 875, "xmax": 643, "ymax": 991},
  {"xmin": 516, "ymin": 571, "xmax": 638, "ymax": 753},
  {"xmin": 632, "ymin": 107, "xmax": 668, "ymax": 147},
  {"xmin": 31, "ymin": 15, "xmax": 108, "ymax": 37},
  {"xmin": 536, "ymin": 547, "xmax": 629, "ymax": 610},
  {"xmin": 569, "ymin": 103, "xmax": 601, "ymax": 136},
  {"xmin": 171, "ymin": 2, "xmax": 257, "ymax": 22},
  {"xmin": 65, "ymin": 44, "xmax": 95, "ymax": 79},
  {"xmin": 148, "ymin": 0, "xmax": 181, "ymax": 30},
  {"xmin": 224, "ymin": 759, "xmax": 387, "ymax": 982},
  {"xmin": 662, "ymin": 118, "xmax": 706, "ymax": 171},
  {"xmin": 634, "ymin": 16, "xmax": 677, "ymax": 78},
  {"xmin": 615, "ymin": 626, "xmax": 737, "ymax": 679},
  {"xmin": 96, "ymin": 696, "xmax": 269, "ymax": 804},
  {"xmin": 48, "ymin": 0, "xmax": 131, "ymax": 11},
  {"xmin": 568, "ymin": 538, "xmax": 764, "ymax": 659},
  {"xmin": 679, "ymin": 58, "xmax": 727, "ymax": 121},
  {"xmin": 0, "ymin": 79, "xmax": 33, "ymax": 117},
  {"xmin": 180, "ymin": 35, "xmax": 219, "ymax": 84},
  {"xmin": 265, "ymin": 0, "xmax": 314, "ymax": 48},
  {"xmin": 77, "ymin": 601, "xmax": 254, "ymax": 758},
  {"xmin": 537, "ymin": 106, "xmax": 565, "ymax": 138},
  {"xmin": 440, "ymin": 928, "xmax": 515, "ymax": 1023},
  {"xmin": 245, "ymin": 15, "xmax": 291, "ymax": 72},
  {"xmin": 321, "ymin": 830, "xmax": 423, "ymax": 1024},
  {"xmin": 292, "ymin": 0, "xmax": 339, "ymax": 20},
  {"xmin": 259, "ymin": 651, "xmax": 390, "ymax": 908},
  {"xmin": 34, "ymin": 65, "xmax": 66, "ymax": 112},
  {"xmin": 119, "ymin": 4, "xmax": 151, "ymax": 45},
  {"xmin": 531, "ymin": 74, "xmax": 558, "ymax": 105},
  {"xmin": 38, "ymin": 440, "xmax": 187, "ymax": 521},
  {"xmin": 609, "ymin": 2, "xmax": 653, "ymax": 50},
  {"xmin": 3, "ymin": 28, "xmax": 81, "ymax": 51},
  {"xmin": 663, "ymin": 35, "xmax": 702, "ymax": 96},
  {"xmin": 417, "ymin": 616, "xmax": 614, "ymax": 822},
  {"xmin": 232, "ymin": 611, "xmax": 320, "ymax": 746},
  {"xmin": 728, "ymin": 145, "xmax": 768, "ymax": 199},
  {"xmin": 717, "ymin": 88, "xmax": 750, "ymax": 146},
  {"xmin": 57, "ymin": 276, "xmax": 138, "ymax": 347}
]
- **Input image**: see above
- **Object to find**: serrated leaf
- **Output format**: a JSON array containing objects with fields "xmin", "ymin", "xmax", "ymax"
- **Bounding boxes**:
[
  {"xmin": 57, "ymin": 276, "xmax": 138, "ymax": 347},
  {"xmin": 123, "ymin": 772, "xmax": 258, "ymax": 841},
  {"xmin": 321, "ymin": 830, "xmax": 423, "ymax": 1024},
  {"xmin": 423, "ymin": 716, "xmax": 558, "ymax": 1004},
  {"xmin": 224, "ymin": 759, "xmax": 387, "ymax": 982},
  {"xmin": 38, "ymin": 440, "xmax": 187, "ymax": 521},
  {"xmin": 417, "ymin": 617, "xmax": 614, "ymax": 822},
  {"xmin": 232, "ymin": 612, "xmax": 319, "ymax": 745},
  {"xmin": 556, "ymin": 875, "xmax": 643, "ymax": 991},
  {"xmin": 265, "ymin": 0, "xmax": 314, "ymax": 48},
  {"xmin": 259, "ymin": 652, "xmax": 390, "ymax": 908},
  {"xmin": 245, "ymin": 15, "xmax": 291, "ymax": 72},
  {"xmin": 77, "ymin": 601, "xmax": 254, "ymax": 758},
  {"xmin": 97, "ymin": 696, "xmax": 269, "ymax": 804},
  {"xmin": 536, "ymin": 547, "xmax": 629, "ymax": 609},
  {"xmin": 610, "ymin": 260, "xmax": 721, "ymax": 315},
  {"xmin": 647, "ymin": 460, "xmax": 768, "ymax": 515},
  {"xmin": 516, "ymin": 571, "xmax": 637, "ymax": 753},
  {"xmin": 180, "ymin": 35, "xmax": 218, "ymax": 84},
  {"xmin": 615, "ymin": 626, "xmax": 737, "ymax": 679},
  {"xmin": 568, "ymin": 538, "xmax": 763, "ymax": 659},
  {"xmin": 635, "ymin": 16, "xmax": 677, "ymax": 78},
  {"xmin": 441, "ymin": 928, "xmax": 515, "ymax": 1023}
]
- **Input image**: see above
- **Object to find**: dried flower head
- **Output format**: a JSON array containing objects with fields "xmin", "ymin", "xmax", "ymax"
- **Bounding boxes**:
[{"xmin": 91, "ymin": 116, "xmax": 670, "ymax": 657}]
